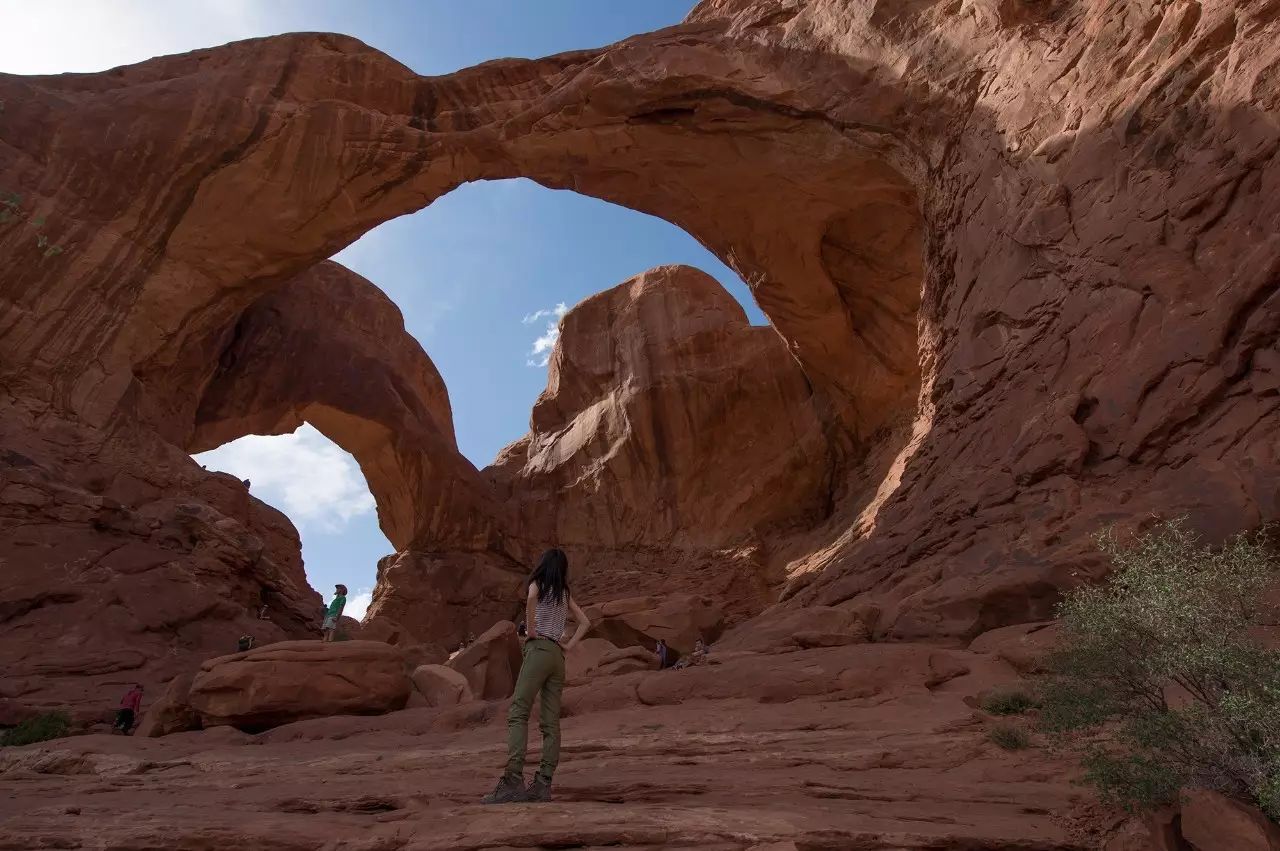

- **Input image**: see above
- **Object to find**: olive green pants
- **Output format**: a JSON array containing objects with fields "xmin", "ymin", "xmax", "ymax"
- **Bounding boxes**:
[{"xmin": 505, "ymin": 638, "xmax": 566, "ymax": 782}]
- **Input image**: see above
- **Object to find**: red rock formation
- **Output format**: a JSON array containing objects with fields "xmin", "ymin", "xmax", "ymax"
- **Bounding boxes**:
[
  {"xmin": 188, "ymin": 260, "xmax": 504, "ymax": 555},
  {"xmin": 583, "ymin": 594, "xmax": 726, "ymax": 655},
  {"xmin": 408, "ymin": 664, "xmax": 473, "ymax": 709},
  {"xmin": 491, "ymin": 265, "xmax": 829, "ymax": 549},
  {"xmin": 488, "ymin": 266, "xmax": 831, "ymax": 617},
  {"xmin": 445, "ymin": 621, "xmax": 523, "ymax": 701},
  {"xmin": 0, "ymin": 410, "xmax": 320, "ymax": 720},
  {"xmin": 189, "ymin": 640, "xmax": 410, "ymax": 731},
  {"xmin": 2, "ymin": 0, "xmax": 1278, "ymax": 715}
]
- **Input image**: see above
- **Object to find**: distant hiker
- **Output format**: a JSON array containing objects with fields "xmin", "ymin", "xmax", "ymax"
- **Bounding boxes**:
[
  {"xmin": 112, "ymin": 684, "xmax": 143, "ymax": 735},
  {"xmin": 674, "ymin": 638, "xmax": 708, "ymax": 670},
  {"xmin": 322, "ymin": 584, "xmax": 347, "ymax": 642},
  {"xmin": 242, "ymin": 478, "xmax": 251, "ymax": 489},
  {"xmin": 482, "ymin": 548, "xmax": 590, "ymax": 805},
  {"xmin": 656, "ymin": 639, "xmax": 671, "ymax": 670},
  {"xmin": 237, "ymin": 635, "xmax": 255, "ymax": 653}
]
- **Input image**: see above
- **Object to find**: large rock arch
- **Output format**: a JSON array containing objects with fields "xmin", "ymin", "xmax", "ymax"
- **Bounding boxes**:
[{"xmin": 2, "ymin": 0, "xmax": 1278, "ymax": 710}]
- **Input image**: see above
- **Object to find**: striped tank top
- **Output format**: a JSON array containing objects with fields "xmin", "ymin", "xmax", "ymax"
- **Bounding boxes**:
[{"xmin": 533, "ymin": 586, "xmax": 569, "ymax": 643}]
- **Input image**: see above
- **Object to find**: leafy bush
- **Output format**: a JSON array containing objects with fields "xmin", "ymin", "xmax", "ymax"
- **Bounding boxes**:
[
  {"xmin": 1, "ymin": 711, "xmax": 72, "ymax": 747},
  {"xmin": 981, "ymin": 689, "xmax": 1038, "ymax": 715},
  {"xmin": 1038, "ymin": 519, "xmax": 1280, "ymax": 816},
  {"xmin": 989, "ymin": 724, "xmax": 1031, "ymax": 750}
]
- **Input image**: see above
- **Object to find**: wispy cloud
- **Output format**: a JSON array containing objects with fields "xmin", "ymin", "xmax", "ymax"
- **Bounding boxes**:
[
  {"xmin": 345, "ymin": 587, "xmax": 373, "ymax": 620},
  {"xmin": 193, "ymin": 424, "xmax": 375, "ymax": 533},
  {"xmin": 522, "ymin": 303, "xmax": 568, "ymax": 325},
  {"xmin": 524, "ymin": 302, "xmax": 568, "ymax": 367}
]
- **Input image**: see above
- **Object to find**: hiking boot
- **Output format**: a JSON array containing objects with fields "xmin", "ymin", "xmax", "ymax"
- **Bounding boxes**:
[
  {"xmin": 481, "ymin": 775, "xmax": 526, "ymax": 804},
  {"xmin": 525, "ymin": 775, "xmax": 553, "ymax": 802}
]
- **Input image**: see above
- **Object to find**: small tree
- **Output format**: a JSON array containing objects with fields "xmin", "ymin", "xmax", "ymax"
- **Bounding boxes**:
[{"xmin": 1038, "ymin": 519, "xmax": 1280, "ymax": 819}]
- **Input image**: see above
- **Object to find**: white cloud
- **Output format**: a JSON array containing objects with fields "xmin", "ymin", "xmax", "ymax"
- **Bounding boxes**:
[
  {"xmin": 345, "ymin": 588, "xmax": 373, "ymax": 621},
  {"xmin": 522, "ymin": 302, "xmax": 568, "ymax": 325},
  {"xmin": 524, "ymin": 303, "xmax": 568, "ymax": 367},
  {"xmin": 193, "ymin": 424, "xmax": 375, "ymax": 533},
  {"xmin": 0, "ymin": 1, "xmax": 273, "ymax": 75}
]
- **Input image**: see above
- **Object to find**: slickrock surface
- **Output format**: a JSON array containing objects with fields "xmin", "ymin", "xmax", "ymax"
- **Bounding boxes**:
[{"xmin": 0, "ymin": 642, "xmax": 1100, "ymax": 851}]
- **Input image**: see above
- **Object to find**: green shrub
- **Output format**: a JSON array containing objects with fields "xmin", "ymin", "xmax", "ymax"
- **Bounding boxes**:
[
  {"xmin": 1038, "ymin": 519, "xmax": 1280, "ymax": 816},
  {"xmin": 989, "ymin": 724, "xmax": 1031, "ymax": 750},
  {"xmin": 1255, "ymin": 769, "xmax": 1280, "ymax": 822},
  {"xmin": 1, "ymin": 711, "xmax": 72, "ymax": 747},
  {"xmin": 980, "ymin": 689, "xmax": 1038, "ymax": 715}
]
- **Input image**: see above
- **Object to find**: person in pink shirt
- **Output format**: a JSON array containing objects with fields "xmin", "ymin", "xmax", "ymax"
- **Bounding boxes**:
[{"xmin": 112, "ymin": 684, "xmax": 144, "ymax": 735}]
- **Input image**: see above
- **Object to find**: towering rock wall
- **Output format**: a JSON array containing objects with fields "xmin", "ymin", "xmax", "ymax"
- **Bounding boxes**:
[
  {"xmin": 1, "ymin": 0, "xmax": 1278, "ymax": 710},
  {"xmin": 489, "ymin": 265, "xmax": 833, "ymax": 619}
]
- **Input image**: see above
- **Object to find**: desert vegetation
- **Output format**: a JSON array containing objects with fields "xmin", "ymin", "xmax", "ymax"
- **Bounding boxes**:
[
  {"xmin": 0, "ymin": 711, "xmax": 71, "ymax": 747},
  {"xmin": 1038, "ymin": 520, "xmax": 1280, "ymax": 819}
]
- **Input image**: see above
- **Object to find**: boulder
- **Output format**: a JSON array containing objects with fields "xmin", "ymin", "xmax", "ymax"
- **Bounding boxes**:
[
  {"xmin": 445, "ymin": 621, "xmax": 522, "ymax": 700},
  {"xmin": 967, "ymin": 621, "xmax": 1061, "ymax": 674},
  {"xmin": 134, "ymin": 672, "xmax": 199, "ymax": 738},
  {"xmin": 718, "ymin": 606, "xmax": 867, "ymax": 654},
  {"xmin": 1181, "ymin": 789, "xmax": 1280, "ymax": 851},
  {"xmin": 585, "ymin": 595, "xmax": 724, "ymax": 655},
  {"xmin": 594, "ymin": 646, "xmax": 657, "ymax": 677},
  {"xmin": 410, "ymin": 665, "xmax": 473, "ymax": 709},
  {"xmin": 189, "ymin": 640, "xmax": 410, "ymax": 731},
  {"xmin": 400, "ymin": 642, "xmax": 447, "ymax": 671},
  {"xmin": 565, "ymin": 637, "xmax": 621, "ymax": 683}
]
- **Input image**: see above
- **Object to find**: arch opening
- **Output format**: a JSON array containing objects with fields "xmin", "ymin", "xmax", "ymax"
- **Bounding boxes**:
[
  {"xmin": 193, "ymin": 424, "xmax": 383, "ymax": 626},
  {"xmin": 172, "ymin": 159, "xmax": 928, "ymax": 647}
]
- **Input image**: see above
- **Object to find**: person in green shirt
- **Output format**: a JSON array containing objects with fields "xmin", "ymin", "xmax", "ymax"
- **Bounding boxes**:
[{"xmin": 321, "ymin": 584, "xmax": 347, "ymax": 642}]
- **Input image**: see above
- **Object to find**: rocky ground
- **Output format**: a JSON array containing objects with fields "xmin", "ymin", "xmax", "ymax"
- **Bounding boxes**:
[{"xmin": 0, "ymin": 640, "xmax": 1107, "ymax": 851}]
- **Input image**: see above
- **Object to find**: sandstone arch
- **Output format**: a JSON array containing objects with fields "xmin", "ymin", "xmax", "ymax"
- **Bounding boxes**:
[
  {"xmin": 3, "ymin": 0, "xmax": 1279, "ymax": 715},
  {"xmin": 186, "ymin": 260, "xmax": 506, "ymax": 555},
  {"xmin": 0, "ymin": 21, "xmax": 930, "ymax": 455}
]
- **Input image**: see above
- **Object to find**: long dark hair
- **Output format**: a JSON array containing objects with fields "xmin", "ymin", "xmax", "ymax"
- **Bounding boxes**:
[{"xmin": 529, "ymin": 548, "xmax": 569, "ymax": 603}]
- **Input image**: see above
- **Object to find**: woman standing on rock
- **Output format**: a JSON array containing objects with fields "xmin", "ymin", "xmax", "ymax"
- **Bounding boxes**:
[{"xmin": 483, "ymin": 548, "xmax": 590, "ymax": 804}]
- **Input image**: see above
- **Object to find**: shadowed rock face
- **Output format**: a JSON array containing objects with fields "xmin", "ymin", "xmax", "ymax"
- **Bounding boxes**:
[
  {"xmin": 188, "ymin": 260, "xmax": 500, "ymax": 554},
  {"xmin": 2, "ymin": 0, "xmax": 1279, "ymax": 711}
]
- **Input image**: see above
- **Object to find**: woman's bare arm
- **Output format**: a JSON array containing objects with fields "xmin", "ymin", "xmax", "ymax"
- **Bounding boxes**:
[
  {"xmin": 565, "ymin": 596, "xmax": 591, "ymax": 651},
  {"xmin": 524, "ymin": 583, "xmax": 538, "ymax": 642}
]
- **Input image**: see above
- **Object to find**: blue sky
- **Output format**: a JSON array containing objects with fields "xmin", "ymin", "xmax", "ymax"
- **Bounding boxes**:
[{"xmin": 2, "ymin": 1, "xmax": 766, "ymax": 617}]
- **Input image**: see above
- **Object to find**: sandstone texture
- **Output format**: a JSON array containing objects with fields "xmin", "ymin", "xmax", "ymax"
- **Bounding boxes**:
[
  {"xmin": 1181, "ymin": 789, "xmax": 1280, "ymax": 851},
  {"xmin": 188, "ymin": 640, "xmax": 411, "ymax": 731},
  {"xmin": 489, "ymin": 265, "xmax": 831, "ymax": 617},
  {"xmin": 410, "ymin": 665, "xmax": 474, "ymax": 710},
  {"xmin": 2, "ymin": 0, "xmax": 1275, "ymax": 691},
  {"xmin": 584, "ymin": 594, "xmax": 725, "ymax": 655},
  {"xmin": 134, "ymin": 671, "xmax": 199, "ymax": 739},
  {"xmin": 0, "ymin": 640, "xmax": 1115, "ymax": 849},
  {"xmin": 1, "ymin": 0, "xmax": 1279, "ymax": 843},
  {"xmin": 445, "ymin": 621, "xmax": 523, "ymax": 701}
]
